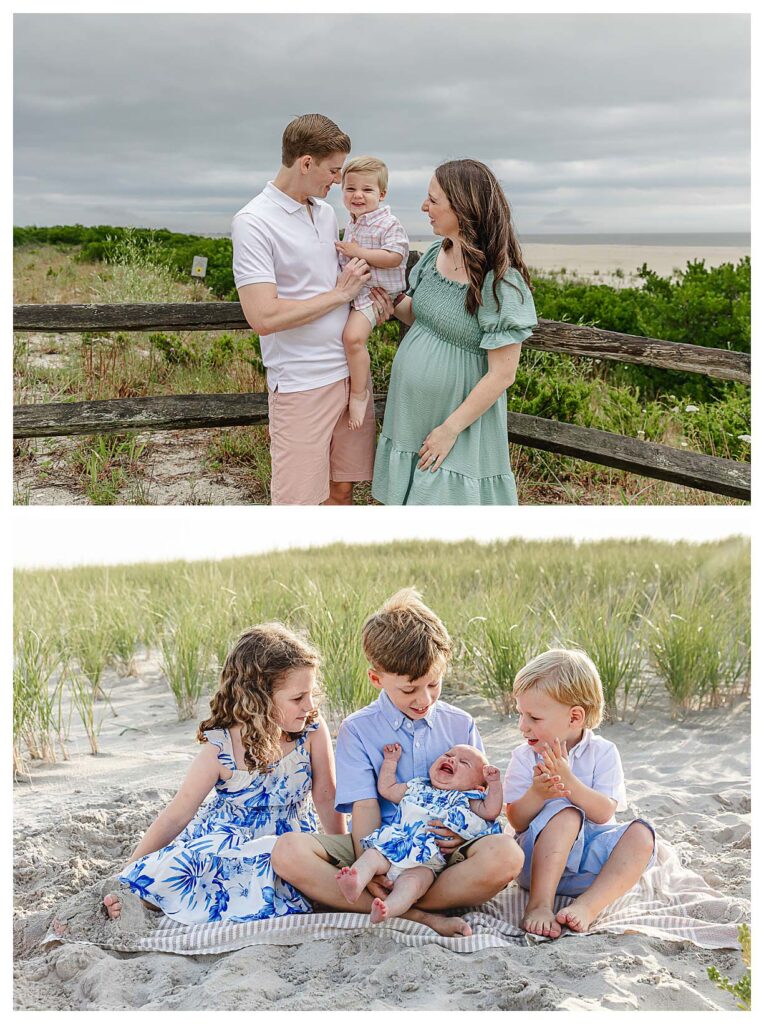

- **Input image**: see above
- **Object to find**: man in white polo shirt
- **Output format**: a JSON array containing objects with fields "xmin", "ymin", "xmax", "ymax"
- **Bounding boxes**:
[{"xmin": 233, "ymin": 114, "xmax": 376, "ymax": 505}]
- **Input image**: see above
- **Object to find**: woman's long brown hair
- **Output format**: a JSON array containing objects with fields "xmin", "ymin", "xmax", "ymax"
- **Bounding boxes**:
[
  {"xmin": 434, "ymin": 159, "xmax": 532, "ymax": 315},
  {"xmin": 197, "ymin": 623, "xmax": 320, "ymax": 772}
]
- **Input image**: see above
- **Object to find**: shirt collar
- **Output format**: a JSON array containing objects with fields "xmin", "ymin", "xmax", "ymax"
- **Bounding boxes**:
[
  {"xmin": 568, "ymin": 728, "xmax": 593, "ymax": 761},
  {"xmin": 377, "ymin": 689, "xmax": 437, "ymax": 731},
  {"xmin": 351, "ymin": 203, "xmax": 391, "ymax": 228},
  {"xmin": 264, "ymin": 181, "xmax": 315, "ymax": 216}
]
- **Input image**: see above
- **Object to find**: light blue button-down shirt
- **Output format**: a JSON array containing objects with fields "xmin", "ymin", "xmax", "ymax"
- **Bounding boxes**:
[{"xmin": 334, "ymin": 690, "xmax": 484, "ymax": 825}]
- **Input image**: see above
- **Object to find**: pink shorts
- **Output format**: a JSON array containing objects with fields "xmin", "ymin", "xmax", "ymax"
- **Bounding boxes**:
[{"xmin": 268, "ymin": 375, "xmax": 375, "ymax": 505}]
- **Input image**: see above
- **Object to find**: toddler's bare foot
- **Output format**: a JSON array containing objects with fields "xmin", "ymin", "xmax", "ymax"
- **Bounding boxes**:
[
  {"xmin": 347, "ymin": 388, "xmax": 370, "ymax": 430},
  {"xmin": 336, "ymin": 866, "xmax": 366, "ymax": 904},
  {"xmin": 103, "ymin": 893, "xmax": 122, "ymax": 921},
  {"xmin": 556, "ymin": 898, "xmax": 597, "ymax": 932},
  {"xmin": 522, "ymin": 902, "xmax": 562, "ymax": 938}
]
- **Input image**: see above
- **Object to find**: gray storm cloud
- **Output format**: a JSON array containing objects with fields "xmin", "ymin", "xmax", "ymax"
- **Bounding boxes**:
[{"xmin": 14, "ymin": 13, "xmax": 750, "ymax": 234}]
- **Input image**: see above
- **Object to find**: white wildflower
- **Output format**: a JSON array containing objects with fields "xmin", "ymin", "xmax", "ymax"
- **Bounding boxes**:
[
  {"xmin": 738, "ymin": 434, "xmax": 752, "ymax": 444},
  {"xmin": 685, "ymin": 405, "xmax": 699, "ymax": 413}
]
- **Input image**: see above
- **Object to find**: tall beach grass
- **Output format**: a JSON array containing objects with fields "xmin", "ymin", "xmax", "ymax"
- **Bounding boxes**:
[{"xmin": 13, "ymin": 538, "xmax": 750, "ymax": 767}]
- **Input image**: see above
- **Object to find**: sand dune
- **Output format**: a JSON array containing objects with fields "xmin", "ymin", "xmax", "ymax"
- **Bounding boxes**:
[{"xmin": 13, "ymin": 654, "xmax": 750, "ymax": 1011}]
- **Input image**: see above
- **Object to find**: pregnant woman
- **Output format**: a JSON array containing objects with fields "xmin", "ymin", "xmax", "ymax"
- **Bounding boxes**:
[{"xmin": 371, "ymin": 159, "xmax": 537, "ymax": 505}]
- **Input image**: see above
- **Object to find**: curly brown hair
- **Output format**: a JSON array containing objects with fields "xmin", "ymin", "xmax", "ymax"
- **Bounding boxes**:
[
  {"xmin": 197, "ymin": 624, "xmax": 320, "ymax": 772},
  {"xmin": 434, "ymin": 159, "xmax": 532, "ymax": 316}
]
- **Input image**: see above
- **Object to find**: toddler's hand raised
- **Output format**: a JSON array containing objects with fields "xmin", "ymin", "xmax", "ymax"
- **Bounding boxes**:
[
  {"xmin": 531, "ymin": 762, "xmax": 570, "ymax": 799},
  {"xmin": 483, "ymin": 764, "xmax": 501, "ymax": 785},
  {"xmin": 382, "ymin": 743, "xmax": 402, "ymax": 762}
]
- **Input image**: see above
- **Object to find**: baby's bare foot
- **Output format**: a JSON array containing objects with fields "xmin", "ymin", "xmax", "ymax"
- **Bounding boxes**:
[
  {"xmin": 347, "ymin": 388, "xmax": 370, "ymax": 431},
  {"xmin": 370, "ymin": 897, "xmax": 388, "ymax": 924},
  {"xmin": 103, "ymin": 893, "xmax": 122, "ymax": 921},
  {"xmin": 556, "ymin": 898, "xmax": 597, "ymax": 933},
  {"xmin": 522, "ymin": 902, "xmax": 562, "ymax": 938},
  {"xmin": 336, "ymin": 866, "xmax": 365, "ymax": 904}
]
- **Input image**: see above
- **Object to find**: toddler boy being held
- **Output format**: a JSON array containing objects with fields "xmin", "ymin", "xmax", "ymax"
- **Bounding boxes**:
[{"xmin": 335, "ymin": 157, "xmax": 409, "ymax": 429}]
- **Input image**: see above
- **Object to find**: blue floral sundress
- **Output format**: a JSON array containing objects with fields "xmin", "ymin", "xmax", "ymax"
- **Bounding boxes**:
[
  {"xmin": 361, "ymin": 776, "xmax": 503, "ymax": 879},
  {"xmin": 117, "ymin": 724, "xmax": 320, "ymax": 924}
]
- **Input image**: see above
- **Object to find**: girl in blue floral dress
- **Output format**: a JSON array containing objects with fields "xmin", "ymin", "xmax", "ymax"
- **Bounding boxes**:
[
  {"xmin": 103, "ymin": 624, "xmax": 346, "ymax": 925},
  {"xmin": 336, "ymin": 742, "xmax": 504, "ymax": 924}
]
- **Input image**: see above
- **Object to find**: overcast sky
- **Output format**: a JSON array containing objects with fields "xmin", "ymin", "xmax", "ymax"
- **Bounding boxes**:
[
  {"xmin": 11, "ymin": 506, "xmax": 750, "ymax": 569},
  {"xmin": 14, "ymin": 13, "xmax": 750, "ymax": 236}
]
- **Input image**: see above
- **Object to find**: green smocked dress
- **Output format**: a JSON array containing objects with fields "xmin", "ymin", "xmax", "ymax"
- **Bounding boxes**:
[{"xmin": 372, "ymin": 241, "xmax": 537, "ymax": 505}]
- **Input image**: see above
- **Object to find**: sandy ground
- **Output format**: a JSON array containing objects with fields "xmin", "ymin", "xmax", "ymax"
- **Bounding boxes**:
[
  {"xmin": 14, "ymin": 430, "xmax": 254, "ymax": 506},
  {"xmin": 409, "ymin": 240, "xmax": 751, "ymax": 287},
  {"xmin": 13, "ymin": 654, "xmax": 750, "ymax": 1011}
]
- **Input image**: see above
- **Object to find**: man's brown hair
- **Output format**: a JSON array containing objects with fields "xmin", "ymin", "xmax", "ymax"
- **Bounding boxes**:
[
  {"xmin": 281, "ymin": 114, "xmax": 351, "ymax": 168},
  {"xmin": 362, "ymin": 588, "xmax": 453, "ymax": 680}
]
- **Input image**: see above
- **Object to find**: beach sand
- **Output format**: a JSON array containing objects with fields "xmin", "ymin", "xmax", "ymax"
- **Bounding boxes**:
[
  {"xmin": 14, "ymin": 654, "xmax": 750, "ymax": 1011},
  {"xmin": 409, "ymin": 239, "xmax": 750, "ymax": 287}
]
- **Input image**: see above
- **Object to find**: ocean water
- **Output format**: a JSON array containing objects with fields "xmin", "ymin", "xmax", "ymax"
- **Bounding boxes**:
[{"xmin": 409, "ymin": 232, "xmax": 750, "ymax": 247}]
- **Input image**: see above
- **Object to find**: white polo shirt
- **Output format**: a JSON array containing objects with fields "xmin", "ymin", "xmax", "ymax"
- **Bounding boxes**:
[
  {"xmin": 232, "ymin": 182, "xmax": 349, "ymax": 393},
  {"xmin": 503, "ymin": 729, "xmax": 627, "ymax": 825}
]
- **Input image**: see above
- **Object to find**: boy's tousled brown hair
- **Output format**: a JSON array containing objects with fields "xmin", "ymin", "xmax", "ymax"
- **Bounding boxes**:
[
  {"xmin": 198, "ymin": 623, "xmax": 320, "ymax": 772},
  {"xmin": 362, "ymin": 588, "xmax": 452, "ymax": 680},
  {"xmin": 342, "ymin": 155, "xmax": 389, "ymax": 192},
  {"xmin": 281, "ymin": 113, "xmax": 351, "ymax": 168},
  {"xmin": 434, "ymin": 158, "xmax": 532, "ymax": 316},
  {"xmin": 513, "ymin": 648, "xmax": 604, "ymax": 729}
]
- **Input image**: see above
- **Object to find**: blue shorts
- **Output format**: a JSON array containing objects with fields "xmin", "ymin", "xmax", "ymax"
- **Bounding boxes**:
[{"xmin": 516, "ymin": 797, "xmax": 657, "ymax": 897}]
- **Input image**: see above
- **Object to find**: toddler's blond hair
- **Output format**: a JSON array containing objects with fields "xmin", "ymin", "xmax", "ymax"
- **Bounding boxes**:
[
  {"xmin": 513, "ymin": 648, "xmax": 604, "ymax": 729},
  {"xmin": 362, "ymin": 588, "xmax": 452, "ymax": 680},
  {"xmin": 342, "ymin": 155, "xmax": 389, "ymax": 193}
]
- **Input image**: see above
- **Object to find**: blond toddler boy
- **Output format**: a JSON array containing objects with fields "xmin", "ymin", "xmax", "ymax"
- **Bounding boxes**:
[
  {"xmin": 335, "ymin": 157, "xmax": 409, "ymax": 429},
  {"xmin": 504, "ymin": 649, "xmax": 656, "ymax": 939}
]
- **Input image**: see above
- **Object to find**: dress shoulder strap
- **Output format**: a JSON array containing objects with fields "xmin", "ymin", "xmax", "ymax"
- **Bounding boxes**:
[{"xmin": 202, "ymin": 728, "xmax": 238, "ymax": 773}]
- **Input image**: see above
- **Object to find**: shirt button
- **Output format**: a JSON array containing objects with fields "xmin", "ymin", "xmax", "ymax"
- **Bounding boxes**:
[{"xmin": 415, "ymin": 742, "xmax": 420, "ymax": 748}]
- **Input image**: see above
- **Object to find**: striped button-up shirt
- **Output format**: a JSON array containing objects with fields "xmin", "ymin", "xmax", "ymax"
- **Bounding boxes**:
[{"xmin": 339, "ymin": 204, "xmax": 409, "ymax": 306}]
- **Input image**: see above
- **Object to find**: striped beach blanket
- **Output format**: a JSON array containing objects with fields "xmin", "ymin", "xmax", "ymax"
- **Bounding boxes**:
[{"xmin": 44, "ymin": 840, "xmax": 748, "ymax": 956}]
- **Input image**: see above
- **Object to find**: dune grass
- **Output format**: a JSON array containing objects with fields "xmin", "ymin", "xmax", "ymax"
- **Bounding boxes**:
[{"xmin": 13, "ymin": 538, "xmax": 750, "ymax": 769}]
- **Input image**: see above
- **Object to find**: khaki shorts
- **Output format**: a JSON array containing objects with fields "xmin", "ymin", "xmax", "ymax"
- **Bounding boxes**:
[
  {"xmin": 315, "ymin": 832, "xmax": 484, "ymax": 871},
  {"xmin": 268, "ymin": 375, "xmax": 375, "ymax": 505}
]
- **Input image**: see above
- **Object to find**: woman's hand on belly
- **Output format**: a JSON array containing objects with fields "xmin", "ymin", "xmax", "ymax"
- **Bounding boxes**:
[{"xmin": 418, "ymin": 422, "xmax": 459, "ymax": 471}]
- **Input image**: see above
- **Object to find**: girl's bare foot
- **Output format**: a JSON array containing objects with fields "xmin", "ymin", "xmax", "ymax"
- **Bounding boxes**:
[
  {"xmin": 522, "ymin": 903, "xmax": 562, "ymax": 938},
  {"xmin": 103, "ymin": 893, "xmax": 122, "ymax": 921},
  {"xmin": 370, "ymin": 896, "xmax": 388, "ymax": 924},
  {"xmin": 348, "ymin": 388, "xmax": 370, "ymax": 430},
  {"xmin": 336, "ymin": 866, "xmax": 365, "ymax": 904},
  {"xmin": 556, "ymin": 898, "xmax": 597, "ymax": 932}
]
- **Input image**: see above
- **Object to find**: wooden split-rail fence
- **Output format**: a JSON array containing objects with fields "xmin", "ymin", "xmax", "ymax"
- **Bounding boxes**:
[{"xmin": 13, "ymin": 255, "xmax": 750, "ymax": 501}]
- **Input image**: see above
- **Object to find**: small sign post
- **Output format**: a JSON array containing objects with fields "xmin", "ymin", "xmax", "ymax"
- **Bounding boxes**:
[{"xmin": 191, "ymin": 256, "xmax": 208, "ymax": 279}]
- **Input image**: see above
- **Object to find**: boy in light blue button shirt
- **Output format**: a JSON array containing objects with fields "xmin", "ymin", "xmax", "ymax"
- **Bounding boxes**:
[{"xmin": 272, "ymin": 589, "xmax": 523, "ymax": 936}]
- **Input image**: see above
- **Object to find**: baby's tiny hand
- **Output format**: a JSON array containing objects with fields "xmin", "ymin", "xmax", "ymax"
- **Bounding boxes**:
[
  {"xmin": 335, "ymin": 240, "xmax": 360, "ymax": 259},
  {"xmin": 483, "ymin": 764, "xmax": 501, "ymax": 785},
  {"xmin": 383, "ymin": 743, "xmax": 402, "ymax": 761}
]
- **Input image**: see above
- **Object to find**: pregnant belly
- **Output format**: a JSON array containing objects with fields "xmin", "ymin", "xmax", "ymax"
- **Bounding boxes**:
[{"xmin": 391, "ymin": 330, "xmax": 480, "ymax": 412}]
